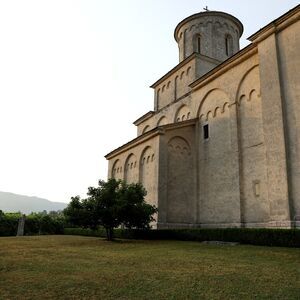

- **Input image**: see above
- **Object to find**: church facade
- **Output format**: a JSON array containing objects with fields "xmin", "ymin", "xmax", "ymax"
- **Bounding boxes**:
[{"xmin": 105, "ymin": 6, "xmax": 300, "ymax": 229}]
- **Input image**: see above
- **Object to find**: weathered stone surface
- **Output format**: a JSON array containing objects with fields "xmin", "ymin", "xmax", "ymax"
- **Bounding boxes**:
[{"xmin": 16, "ymin": 215, "xmax": 25, "ymax": 236}]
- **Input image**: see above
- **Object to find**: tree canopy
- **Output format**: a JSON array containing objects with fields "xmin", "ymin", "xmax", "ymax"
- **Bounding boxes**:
[{"xmin": 64, "ymin": 179, "xmax": 157, "ymax": 240}]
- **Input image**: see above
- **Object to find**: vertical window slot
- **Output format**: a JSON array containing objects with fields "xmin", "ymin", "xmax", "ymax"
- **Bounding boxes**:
[{"xmin": 203, "ymin": 124, "xmax": 209, "ymax": 140}]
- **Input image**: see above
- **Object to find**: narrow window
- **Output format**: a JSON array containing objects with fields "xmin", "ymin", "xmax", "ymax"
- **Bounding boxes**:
[
  {"xmin": 194, "ymin": 35, "xmax": 201, "ymax": 54},
  {"xmin": 197, "ymin": 36, "xmax": 201, "ymax": 54},
  {"xmin": 203, "ymin": 124, "xmax": 209, "ymax": 140},
  {"xmin": 225, "ymin": 35, "xmax": 233, "ymax": 56},
  {"xmin": 225, "ymin": 38, "xmax": 229, "ymax": 56}
]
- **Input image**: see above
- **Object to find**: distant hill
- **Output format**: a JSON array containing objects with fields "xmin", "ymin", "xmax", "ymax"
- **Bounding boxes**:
[{"xmin": 0, "ymin": 191, "xmax": 67, "ymax": 214}]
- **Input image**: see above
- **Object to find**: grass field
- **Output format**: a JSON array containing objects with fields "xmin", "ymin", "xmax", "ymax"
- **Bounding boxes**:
[{"xmin": 0, "ymin": 236, "xmax": 299, "ymax": 299}]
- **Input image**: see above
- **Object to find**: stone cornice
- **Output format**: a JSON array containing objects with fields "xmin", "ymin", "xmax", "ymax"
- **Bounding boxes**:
[
  {"xmin": 248, "ymin": 5, "xmax": 299, "ymax": 43},
  {"xmin": 133, "ymin": 111, "xmax": 154, "ymax": 126},
  {"xmin": 198, "ymin": 54, "xmax": 222, "ymax": 65},
  {"xmin": 105, "ymin": 128, "xmax": 163, "ymax": 160},
  {"xmin": 160, "ymin": 118, "xmax": 197, "ymax": 132},
  {"xmin": 189, "ymin": 43, "xmax": 257, "ymax": 90},
  {"xmin": 105, "ymin": 119, "xmax": 197, "ymax": 159},
  {"xmin": 150, "ymin": 53, "xmax": 197, "ymax": 89}
]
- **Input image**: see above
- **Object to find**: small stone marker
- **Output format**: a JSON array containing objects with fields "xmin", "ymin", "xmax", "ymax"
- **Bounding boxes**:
[{"xmin": 16, "ymin": 214, "xmax": 26, "ymax": 236}]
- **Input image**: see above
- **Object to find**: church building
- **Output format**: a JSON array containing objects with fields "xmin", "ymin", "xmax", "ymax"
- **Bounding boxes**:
[{"xmin": 105, "ymin": 6, "xmax": 300, "ymax": 229}]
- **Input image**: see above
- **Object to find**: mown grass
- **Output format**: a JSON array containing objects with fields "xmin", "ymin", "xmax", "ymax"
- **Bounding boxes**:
[{"xmin": 0, "ymin": 236, "xmax": 299, "ymax": 299}]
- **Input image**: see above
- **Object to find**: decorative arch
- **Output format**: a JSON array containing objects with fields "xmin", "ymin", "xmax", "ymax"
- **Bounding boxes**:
[
  {"xmin": 189, "ymin": 24, "xmax": 196, "ymax": 32},
  {"xmin": 139, "ymin": 146, "xmax": 154, "ymax": 167},
  {"xmin": 237, "ymin": 65, "xmax": 263, "ymax": 147},
  {"xmin": 249, "ymin": 89, "xmax": 259, "ymax": 100},
  {"xmin": 186, "ymin": 66, "xmax": 191, "ymax": 76},
  {"xmin": 157, "ymin": 116, "xmax": 167, "ymax": 127},
  {"xmin": 237, "ymin": 64, "xmax": 268, "ymax": 223},
  {"xmin": 214, "ymin": 107, "xmax": 221, "ymax": 117},
  {"xmin": 167, "ymin": 136, "xmax": 193, "ymax": 223},
  {"xmin": 197, "ymin": 89, "xmax": 232, "ymax": 144},
  {"xmin": 124, "ymin": 153, "xmax": 138, "ymax": 184},
  {"xmin": 239, "ymin": 94, "xmax": 247, "ymax": 104},
  {"xmin": 215, "ymin": 21, "xmax": 221, "ymax": 28},
  {"xmin": 174, "ymin": 75, "xmax": 179, "ymax": 100},
  {"xmin": 168, "ymin": 136, "xmax": 191, "ymax": 154},
  {"xmin": 223, "ymin": 22, "xmax": 229, "ymax": 30},
  {"xmin": 111, "ymin": 159, "xmax": 122, "ymax": 179},
  {"xmin": 235, "ymin": 65, "xmax": 259, "ymax": 103},
  {"xmin": 222, "ymin": 102, "xmax": 230, "ymax": 113},
  {"xmin": 197, "ymin": 88, "xmax": 231, "ymax": 120},
  {"xmin": 139, "ymin": 146, "xmax": 156, "ymax": 206},
  {"xmin": 174, "ymin": 104, "xmax": 191, "ymax": 122},
  {"xmin": 207, "ymin": 111, "xmax": 213, "ymax": 121},
  {"xmin": 142, "ymin": 125, "xmax": 150, "ymax": 134}
]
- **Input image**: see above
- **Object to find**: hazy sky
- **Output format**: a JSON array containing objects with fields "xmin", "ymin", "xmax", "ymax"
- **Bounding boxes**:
[{"xmin": 0, "ymin": 0, "xmax": 298, "ymax": 203}]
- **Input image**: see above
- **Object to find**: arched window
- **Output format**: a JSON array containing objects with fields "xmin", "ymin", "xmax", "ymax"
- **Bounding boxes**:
[
  {"xmin": 194, "ymin": 34, "xmax": 201, "ymax": 54},
  {"xmin": 225, "ymin": 35, "xmax": 233, "ymax": 56}
]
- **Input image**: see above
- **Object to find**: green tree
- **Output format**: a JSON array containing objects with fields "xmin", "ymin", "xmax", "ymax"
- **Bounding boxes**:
[
  {"xmin": 118, "ymin": 181, "xmax": 157, "ymax": 230},
  {"xmin": 64, "ymin": 179, "xmax": 157, "ymax": 240},
  {"xmin": 63, "ymin": 196, "xmax": 96, "ymax": 229}
]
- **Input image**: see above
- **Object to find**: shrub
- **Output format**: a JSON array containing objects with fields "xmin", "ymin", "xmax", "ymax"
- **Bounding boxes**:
[
  {"xmin": 0, "ymin": 212, "xmax": 20, "ymax": 236},
  {"xmin": 25, "ymin": 214, "xmax": 64, "ymax": 235},
  {"xmin": 0, "ymin": 211, "xmax": 65, "ymax": 236},
  {"xmin": 64, "ymin": 227, "xmax": 300, "ymax": 247}
]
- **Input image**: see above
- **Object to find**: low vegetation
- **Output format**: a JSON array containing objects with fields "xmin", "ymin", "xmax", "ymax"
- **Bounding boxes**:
[
  {"xmin": 0, "ymin": 235, "xmax": 299, "ymax": 299},
  {"xmin": 64, "ymin": 227, "xmax": 300, "ymax": 248},
  {"xmin": 0, "ymin": 210, "xmax": 65, "ymax": 236},
  {"xmin": 64, "ymin": 179, "xmax": 157, "ymax": 240}
]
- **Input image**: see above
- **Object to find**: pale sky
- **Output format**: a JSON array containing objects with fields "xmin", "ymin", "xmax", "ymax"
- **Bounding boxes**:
[{"xmin": 0, "ymin": 0, "xmax": 298, "ymax": 203}]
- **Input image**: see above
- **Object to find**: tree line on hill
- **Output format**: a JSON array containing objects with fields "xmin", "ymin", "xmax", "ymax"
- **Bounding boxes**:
[{"xmin": 0, "ymin": 179, "xmax": 157, "ymax": 240}]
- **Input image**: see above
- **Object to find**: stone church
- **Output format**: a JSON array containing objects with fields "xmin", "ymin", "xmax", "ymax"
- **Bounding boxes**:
[{"xmin": 105, "ymin": 6, "xmax": 300, "ymax": 229}]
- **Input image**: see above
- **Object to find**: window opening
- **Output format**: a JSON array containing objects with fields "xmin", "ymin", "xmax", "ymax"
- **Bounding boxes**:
[
  {"xmin": 225, "ymin": 35, "xmax": 232, "ymax": 56},
  {"xmin": 203, "ymin": 124, "xmax": 209, "ymax": 140},
  {"xmin": 197, "ymin": 36, "xmax": 201, "ymax": 53}
]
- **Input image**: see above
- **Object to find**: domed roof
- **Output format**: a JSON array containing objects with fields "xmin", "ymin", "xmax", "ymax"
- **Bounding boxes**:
[{"xmin": 174, "ymin": 10, "xmax": 244, "ymax": 42}]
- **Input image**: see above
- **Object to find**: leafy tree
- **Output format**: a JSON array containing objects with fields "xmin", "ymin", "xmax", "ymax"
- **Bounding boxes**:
[
  {"xmin": 86, "ymin": 179, "xmax": 122, "ymax": 240},
  {"xmin": 63, "ymin": 196, "xmax": 96, "ymax": 229},
  {"xmin": 118, "ymin": 181, "xmax": 157, "ymax": 230},
  {"xmin": 64, "ymin": 179, "xmax": 157, "ymax": 240}
]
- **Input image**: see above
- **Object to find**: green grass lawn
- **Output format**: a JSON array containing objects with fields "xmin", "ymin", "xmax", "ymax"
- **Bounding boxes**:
[{"xmin": 0, "ymin": 236, "xmax": 299, "ymax": 299}]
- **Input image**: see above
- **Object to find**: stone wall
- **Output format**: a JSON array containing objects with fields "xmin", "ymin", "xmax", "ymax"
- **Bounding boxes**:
[
  {"xmin": 108, "ymin": 135, "xmax": 160, "ymax": 212},
  {"xmin": 107, "ymin": 7, "xmax": 300, "ymax": 229},
  {"xmin": 277, "ymin": 20, "xmax": 300, "ymax": 223}
]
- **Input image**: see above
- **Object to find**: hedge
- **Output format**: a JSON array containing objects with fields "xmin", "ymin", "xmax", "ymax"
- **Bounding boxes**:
[
  {"xmin": 0, "ymin": 213, "xmax": 19, "ymax": 236},
  {"xmin": 0, "ymin": 213, "xmax": 64, "ymax": 236},
  {"xmin": 64, "ymin": 227, "xmax": 300, "ymax": 247},
  {"xmin": 24, "ymin": 215, "xmax": 64, "ymax": 235}
]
